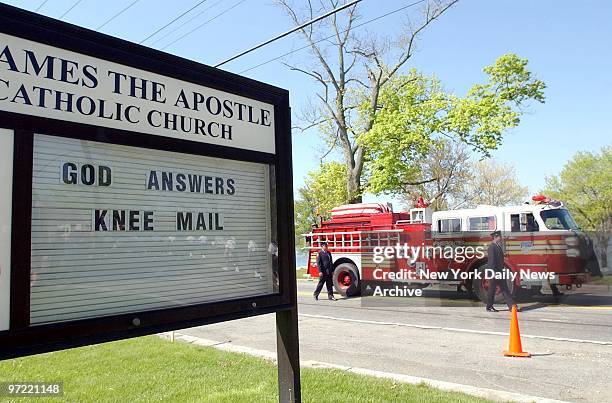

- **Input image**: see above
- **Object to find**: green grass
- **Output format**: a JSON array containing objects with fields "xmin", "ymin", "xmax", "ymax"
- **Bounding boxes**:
[{"xmin": 0, "ymin": 336, "xmax": 490, "ymax": 403}]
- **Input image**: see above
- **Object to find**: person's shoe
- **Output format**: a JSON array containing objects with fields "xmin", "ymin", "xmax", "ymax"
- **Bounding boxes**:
[
  {"xmin": 486, "ymin": 306, "xmax": 499, "ymax": 312},
  {"xmin": 313, "ymin": 294, "xmax": 319, "ymax": 301},
  {"xmin": 328, "ymin": 295, "xmax": 337, "ymax": 301}
]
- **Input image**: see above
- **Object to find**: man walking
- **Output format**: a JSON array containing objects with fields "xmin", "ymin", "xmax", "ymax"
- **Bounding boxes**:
[
  {"xmin": 486, "ymin": 230, "xmax": 519, "ymax": 312},
  {"xmin": 314, "ymin": 242, "xmax": 336, "ymax": 301}
]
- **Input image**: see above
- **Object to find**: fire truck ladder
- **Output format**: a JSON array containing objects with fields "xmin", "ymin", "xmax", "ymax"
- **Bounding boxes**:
[{"xmin": 303, "ymin": 229, "xmax": 403, "ymax": 250}]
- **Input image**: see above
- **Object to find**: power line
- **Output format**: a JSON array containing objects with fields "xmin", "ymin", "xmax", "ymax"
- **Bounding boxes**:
[
  {"xmin": 149, "ymin": 0, "xmax": 224, "ymax": 46},
  {"xmin": 239, "ymin": 0, "xmax": 426, "ymax": 74},
  {"xmin": 215, "ymin": 0, "xmax": 362, "ymax": 68},
  {"xmin": 139, "ymin": 0, "xmax": 209, "ymax": 44},
  {"xmin": 96, "ymin": 0, "xmax": 140, "ymax": 30},
  {"xmin": 160, "ymin": 0, "xmax": 248, "ymax": 51},
  {"xmin": 59, "ymin": 0, "xmax": 84, "ymax": 19},
  {"xmin": 35, "ymin": 0, "xmax": 49, "ymax": 12}
]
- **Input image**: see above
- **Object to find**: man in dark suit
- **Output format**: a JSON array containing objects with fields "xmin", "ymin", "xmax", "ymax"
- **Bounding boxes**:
[
  {"xmin": 313, "ymin": 242, "xmax": 336, "ymax": 301},
  {"xmin": 486, "ymin": 230, "xmax": 518, "ymax": 312}
]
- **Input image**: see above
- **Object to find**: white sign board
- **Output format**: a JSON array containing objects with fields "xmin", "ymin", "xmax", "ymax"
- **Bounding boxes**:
[
  {"xmin": 0, "ymin": 33, "xmax": 275, "ymax": 153},
  {"xmin": 0, "ymin": 129, "xmax": 12, "ymax": 331},
  {"xmin": 30, "ymin": 134, "xmax": 275, "ymax": 325}
]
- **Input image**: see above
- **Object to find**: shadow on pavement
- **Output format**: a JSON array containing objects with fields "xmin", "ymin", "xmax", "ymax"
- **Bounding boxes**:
[
  {"xmin": 529, "ymin": 285, "xmax": 612, "ymax": 307},
  {"xmin": 518, "ymin": 302, "xmax": 548, "ymax": 312},
  {"xmin": 355, "ymin": 284, "xmax": 612, "ymax": 308}
]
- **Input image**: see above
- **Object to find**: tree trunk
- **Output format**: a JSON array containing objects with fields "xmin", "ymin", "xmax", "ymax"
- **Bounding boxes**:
[
  {"xmin": 591, "ymin": 229, "xmax": 609, "ymax": 271},
  {"xmin": 596, "ymin": 236, "xmax": 609, "ymax": 269},
  {"xmin": 347, "ymin": 145, "xmax": 364, "ymax": 204},
  {"xmin": 347, "ymin": 171, "xmax": 362, "ymax": 203}
]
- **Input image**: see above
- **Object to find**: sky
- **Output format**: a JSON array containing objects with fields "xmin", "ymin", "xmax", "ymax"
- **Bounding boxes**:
[{"xmin": 4, "ymin": 0, "xmax": 611, "ymax": 208}]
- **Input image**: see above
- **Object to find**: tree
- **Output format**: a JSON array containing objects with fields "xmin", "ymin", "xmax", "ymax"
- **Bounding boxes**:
[
  {"xmin": 543, "ymin": 146, "xmax": 612, "ymax": 268},
  {"xmin": 294, "ymin": 162, "xmax": 348, "ymax": 248},
  {"xmin": 359, "ymin": 55, "xmax": 545, "ymax": 195},
  {"xmin": 277, "ymin": 0, "xmax": 459, "ymax": 203},
  {"xmin": 400, "ymin": 139, "xmax": 471, "ymax": 211},
  {"xmin": 455, "ymin": 159, "xmax": 528, "ymax": 208}
]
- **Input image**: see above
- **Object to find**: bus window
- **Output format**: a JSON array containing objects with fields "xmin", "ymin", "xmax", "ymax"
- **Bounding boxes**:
[{"xmin": 468, "ymin": 216, "xmax": 496, "ymax": 231}]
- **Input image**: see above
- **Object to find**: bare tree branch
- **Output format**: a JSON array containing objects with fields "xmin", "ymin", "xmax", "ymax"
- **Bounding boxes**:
[
  {"xmin": 276, "ymin": 0, "xmax": 459, "ymax": 203},
  {"xmin": 404, "ymin": 177, "xmax": 438, "ymax": 186}
]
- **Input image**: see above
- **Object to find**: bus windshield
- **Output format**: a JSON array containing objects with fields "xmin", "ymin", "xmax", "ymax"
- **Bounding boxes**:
[{"xmin": 540, "ymin": 209, "xmax": 579, "ymax": 230}]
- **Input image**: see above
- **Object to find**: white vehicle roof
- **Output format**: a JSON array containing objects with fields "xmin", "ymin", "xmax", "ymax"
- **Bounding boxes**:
[{"xmin": 432, "ymin": 202, "xmax": 564, "ymax": 220}]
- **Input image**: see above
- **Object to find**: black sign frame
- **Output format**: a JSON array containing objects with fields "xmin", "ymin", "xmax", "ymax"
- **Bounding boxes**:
[{"xmin": 0, "ymin": 2, "xmax": 298, "ymax": 380}]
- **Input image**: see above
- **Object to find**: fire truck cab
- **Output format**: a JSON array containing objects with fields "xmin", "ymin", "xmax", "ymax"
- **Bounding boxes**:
[{"xmin": 305, "ymin": 197, "xmax": 599, "ymax": 302}]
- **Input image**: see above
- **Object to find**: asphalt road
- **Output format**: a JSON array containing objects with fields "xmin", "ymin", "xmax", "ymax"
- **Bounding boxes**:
[{"xmin": 182, "ymin": 280, "xmax": 612, "ymax": 402}]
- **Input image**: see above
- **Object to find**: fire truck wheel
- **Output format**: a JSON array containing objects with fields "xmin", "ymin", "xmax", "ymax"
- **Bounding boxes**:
[
  {"xmin": 333, "ymin": 263, "xmax": 360, "ymax": 297},
  {"xmin": 474, "ymin": 265, "xmax": 517, "ymax": 304}
]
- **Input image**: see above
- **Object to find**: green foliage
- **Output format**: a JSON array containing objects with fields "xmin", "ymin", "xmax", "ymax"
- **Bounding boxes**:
[
  {"xmin": 294, "ymin": 162, "xmax": 348, "ymax": 248},
  {"xmin": 447, "ymin": 54, "xmax": 546, "ymax": 152},
  {"xmin": 359, "ymin": 54, "xmax": 546, "ymax": 195},
  {"xmin": 543, "ymin": 146, "xmax": 611, "ymax": 231},
  {"xmin": 358, "ymin": 70, "xmax": 447, "ymax": 194},
  {"xmin": 542, "ymin": 146, "xmax": 611, "ymax": 267}
]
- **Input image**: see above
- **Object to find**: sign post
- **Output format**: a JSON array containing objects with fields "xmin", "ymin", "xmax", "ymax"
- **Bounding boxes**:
[{"xmin": 0, "ymin": 4, "xmax": 299, "ymax": 401}]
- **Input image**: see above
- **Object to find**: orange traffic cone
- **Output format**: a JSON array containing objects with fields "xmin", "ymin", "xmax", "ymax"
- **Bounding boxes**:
[{"xmin": 503, "ymin": 305, "xmax": 531, "ymax": 358}]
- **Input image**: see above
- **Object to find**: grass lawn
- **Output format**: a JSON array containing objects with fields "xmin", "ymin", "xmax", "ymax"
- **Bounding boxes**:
[{"xmin": 0, "ymin": 336, "xmax": 490, "ymax": 403}]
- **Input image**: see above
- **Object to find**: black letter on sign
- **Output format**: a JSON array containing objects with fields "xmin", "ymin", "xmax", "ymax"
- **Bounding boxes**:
[
  {"xmin": 81, "ymin": 164, "xmax": 95, "ymax": 185},
  {"xmin": 215, "ymin": 213, "xmax": 224, "ymax": 230},
  {"xmin": 0, "ymin": 46, "xmax": 19, "ymax": 72},
  {"xmin": 174, "ymin": 89, "xmax": 190, "ymax": 109},
  {"xmin": 113, "ymin": 210, "xmax": 125, "ymax": 231},
  {"xmin": 62, "ymin": 162, "xmax": 77, "ymax": 184},
  {"xmin": 226, "ymin": 178, "xmax": 235, "ymax": 195},
  {"xmin": 161, "ymin": 171, "xmax": 173, "ymax": 191},
  {"xmin": 176, "ymin": 173, "xmax": 187, "ymax": 192},
  {"xmin": 99, "ymin": 165, "xmax": 112, "ymax": 186},
  {"xmin": 215, "ymin": 177, "xmax": 224, "ymax": 194},
  {"xmin": 188, "ymin": 175, "xmax": 202, "ymax": 193},
  {"xmin": 11, "ymin": 84, "xmax": 32, "ymax": 105},
  {"xmin": 204, "ymin": 176, "xmax": 213, "ymax": 194},
  {"xmin": 177, "ymin": 212, "xmax": 192, "ymax": 231},
  {"xmin": 94, "ymin": 210, "xmax": 108, "ymax": 231},
  {"xmin": 147, "ymin": 171, "xmax": 159, "ymax": 190},
  {"xmin": 129, "ymin": 210, "xmax": 140, "ymax": 231},
  {"xmin": 196, "ymin": 212, "xmax": 206, "ymax": 231},
  {"xmin": 82, "ymin": 64, "xmax": 98, "ymax": 88},
  {"xmin": 143, "ymin": 211, "xmax": 154, "ymax": 231}
]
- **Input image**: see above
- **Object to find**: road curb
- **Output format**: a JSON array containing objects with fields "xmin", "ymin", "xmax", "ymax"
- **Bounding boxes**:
[{"xmin": 159, "ymin": 332, "xmax": 569, "ymax": 403}]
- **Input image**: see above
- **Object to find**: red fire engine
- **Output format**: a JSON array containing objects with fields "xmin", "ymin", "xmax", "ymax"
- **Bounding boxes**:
[{"xmin": 305, "ymin": 197, "xmax": 600, "ymax": 302}]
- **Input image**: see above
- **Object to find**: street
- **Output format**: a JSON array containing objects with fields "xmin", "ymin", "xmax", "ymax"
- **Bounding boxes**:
[{"xmin": 182, "ymin": 280, "xmax": 612, "ymax": 402}]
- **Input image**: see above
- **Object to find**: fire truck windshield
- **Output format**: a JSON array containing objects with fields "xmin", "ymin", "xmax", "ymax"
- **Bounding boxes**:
[{"xmin": 540, "ymin": 209, "xmax": 579, "ymax": 230}]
